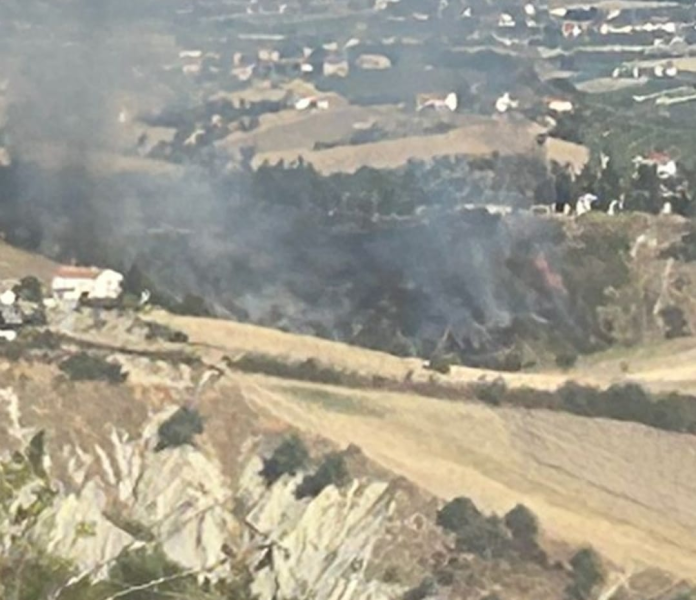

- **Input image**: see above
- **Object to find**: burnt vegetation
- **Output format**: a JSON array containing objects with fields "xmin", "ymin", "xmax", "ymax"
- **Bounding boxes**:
[{"xmin": 0, "ymin": 153, "xmax": 644, "ymax": 372}]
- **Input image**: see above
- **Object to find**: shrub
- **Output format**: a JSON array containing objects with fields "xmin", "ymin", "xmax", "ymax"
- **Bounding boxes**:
[
  {"xmin": 426, "ymin": 354, "xmax": 454, "ymax": 375},
  {"xmin": 106, "ymin": 546, "xmax": 203, "ymax": 599},
  {"xmin": 437, "ymin": 497, "xmax": 482, "ymax": 533},
  {"xmin": 13, "ymin": 276, "xmax": 43, "ymax": 303},
  {"xmin": 59, "ymin": 352, "xmax": 127, "ymax": 384},
  {"xmin": 504, "ymin": 504, "xmax": 539, "ymax": 542},
  {"xmin": 228, "ymin": 353, "xmax": 354, "ymax": 386},
  {"xmin": 437, "ymin": 497, "xmax": 512, "ymax": 559},
  {"xmin": 142, "ymin": 320, "xmax": 189, "ymax": 343},
  {"xmin": 172, "ymin": 293, "xmax": 211, "ymax": 317},
  {"xmin": 295, "ymin": 451, "xmax": 349, "ymax": 499},
  {"xmin": 403, "ymin": 577, "xmax": 437, "ymax": 600},
  {"xmin": 382, "ymin": 565, "xmax": 401, "ymax": 584},
  {"xmin": 155, "ymin": 406, "xmax": 204, "ymax": 452},
  {"xmin": 21, "ymin": 329, "xmax": 62, "ymax": 350},
  {"xmin": 260, "ymin": 434, "xmax": 309, "ymax": 486},
  {"xmin": 566, "ymin": 548, "xmax": 605, "ymax": 600},
  {"xmin": 473, "ymin": 378, "xmax": 507, "ymax": 406},
  {"xmin": 660, "ymin": 306, "xmax": 690, "ymax": 339},
  {"xmin": 0, "ymin": 550, "xmax": 74, "ymax": 600},
  {"xmin": 433, "ymin": 568, "xmax": 455, "ymax": 586},
  {"xmin": 455, "ymin": 514, "xmax": 510, "ymax": 559},
  {"xmin": 555, "ymin": 352, "xmax": 578, "ymax": 370}
]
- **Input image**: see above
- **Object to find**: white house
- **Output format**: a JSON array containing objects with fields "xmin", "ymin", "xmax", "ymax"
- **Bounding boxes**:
[
  {"xmin": 576, "ymin": 193, "xmax": 598, "ymax": 216},
  {"xmin": 52, "ymin": 266, "xmax": 124, "ymax": 301},
  {"xmin": 355, "ymin": 54, "xmax": 392, "ymax": 70},
  {"xmin": 323, "ymin": 56, "xmax": 350, "ymax": 77},
  {"xmin": 634, "ymin": 152, "xmax": 677, "ymax": 180},
  {"xmin": 179, "ymin": 50, "xmax": 203, "ymax": 60},
  {"xmin": 294, "ymin": 96, "xmax": 330, "ymax": 111},
  {"xmin": 495, "ymin": 92, "xmax": 519, "ymax": 113},
  {"xmin": 416, "ymin": 92, "xmax": 458, "ymax": 112},
  {"xmin": 547, "ymin": 98, "xmax": 574, "ymax": 113},
  {"xmin": 0, "ymin": 289, "xmax": 16, "ymax": 306}
]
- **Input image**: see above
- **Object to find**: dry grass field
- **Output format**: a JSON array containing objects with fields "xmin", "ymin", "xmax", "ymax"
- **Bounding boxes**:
[
  {"xmin": 239, "ymin": 377, "xmax": 696, "ymax": 579},
  {"xmin": 5, "ymin": 233, "xmax": 696, "ymax": 579},
  {"xmin": 247, "ymin": 117, "xmax": 588, "ymax": 174},
  {"xmin": 147, "ymin": 303, "xmax": 696, "ymax": 580}
]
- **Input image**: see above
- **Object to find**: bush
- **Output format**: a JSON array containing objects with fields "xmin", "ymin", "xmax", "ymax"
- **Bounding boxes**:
[
  {"xmin": 155, "ymin": 406, "xmax": 204, "ymax": 452},
  {"xmin": 13, "ymin": 276, "xmax": 43, "ymax": 303},
  {"xmin": 566, "ymin": 548, "xmax": 604, "ymax": 600},
  {"xmin": 437, "ymin": 497, "xmax": 514, "ymax": 559},
  {"xmin": 172, "ymin": 293, "xmax": 211, "ymax": 317},
  {"xmin": 142, "ymin": 320, "xmax": 189, "ymax": 343},
  {"xmin": 21, "ymin": 329, "xmax": 62, "ymax": 350},
  {"xmin": 476, "ymin": 379, "xmax": 696, "ymax": 436},
  {"xmin": 436, "ymin": 497, "xmax": 482, "ymax": 533},
  {"xmin": 455, "ymin": 514, "xmax": 510, "ymax": 559},
  {"xmin": 228, "ymin": 353, "xmax": 355, "ymax": 386},
  {"xmin": 660, "ymin": 306, "xmax": 690, "ymax": 339},
  {"xmin": 382, "ymin": 565, "xmax": 401, "ymax": 584},
  {"xmin": 473, "ymin": 378, "xmax": 507, "ymax": 406},
  {"xmin": 106, "ymin": 546, "xmax": 206, "ymax": 599},
  {"xmin": 260, "ymin": 434, "xmax": 309, "ymax": 486},
  {"xmin": 426, "ymin": 354, "xmax": 454, "ymax": 375},
  {"xmin": 403, "ymin": 577, "xmax": 437, "ymax": 600},
  {"xmin": 295, "ymin": 451, "xmax": 349, "ymax": 499},
  {"xmin": 504, "ymin": 504, "xmax": 539, "ymax": 542},
  {"xmin": 59, "ymin": 352, "xmax": 127, "ymax": 384},
  {"xmin": 555, "ymin": 352, "xmax": 578, "ymax": 370}
]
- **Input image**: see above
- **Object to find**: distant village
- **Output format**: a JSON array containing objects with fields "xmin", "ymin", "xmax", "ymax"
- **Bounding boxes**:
[{"xmin": 99, "ymin": 0, "xmax": 696, "ymax": 217}]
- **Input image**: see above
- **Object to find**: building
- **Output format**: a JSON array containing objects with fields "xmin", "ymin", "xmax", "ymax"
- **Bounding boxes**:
[
  {"xmin": 294, "ymin": 96, "xmax": 330, "ymax": 111},
  {"xmin": 355, "ymin": 54, "xmax": 392, "ymax": 70},
  {"xmin": 52, "ymin": 266, "xmax": 124, "ymax": 301},
  {"xmin": 323, "ymin": 55, "xmax": 350, "ymax": 77},
  {"xmin": 546, "ymin": 98, "xmax": 574, "ymax": 113},
  {"xmin": 634, "ymin": 152, "xmax": 678, "ymax": 180},
  {"xmin": 416, "ymin": 92, "xmax": 458, "ymax": 112},
  {"xmin": 495, "ymin": 92, "xmax": 519, "ymax": 113}
]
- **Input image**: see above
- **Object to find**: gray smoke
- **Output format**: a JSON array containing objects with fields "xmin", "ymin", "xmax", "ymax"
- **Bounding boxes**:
[{"xmin": 0, "ymin": 1, "xmax": 583, "ymax": 366}]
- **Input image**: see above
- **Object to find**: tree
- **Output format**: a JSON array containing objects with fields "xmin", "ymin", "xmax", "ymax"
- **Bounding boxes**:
[
  {"xmin": 597, "ymin": 156, "xmax": 622, "ymax": 206},
  {"xmin": 436, "ymin": 497, "xmax": 482, "ymax": 533},
  {"xmin": 504, "ymin": 504, "xmax": 539, "ymax": 542},
  {"xmin": 260, "ymin": 435, "xmax": 309, "ymax": 486},
  {"xmin": 295, "ymin": 451, "xmax": 349, "ymax": 499},
  {"xmin": 13, "ymin": 276, "xmax": 43, "ymax": 303},
  {"xmin": 59, "ymin": 353, "xmax": 127, "ymax": 384},
  {"xmin": 566, "ymin": 548, "xmax": 605, "ymax": 600},
  {"xmin": 155, "ymin": 406, "xmax": 204, "ymax": 452}
]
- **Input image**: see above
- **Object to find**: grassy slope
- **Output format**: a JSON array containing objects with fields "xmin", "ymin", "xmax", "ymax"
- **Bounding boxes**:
[
  {"xmin": 5, "ymin": 236, "xmax": 696, "ymax": 577},
  {"xmin": 151, "ymin": 309, "xmax": 696, "ymax": 578},
  {"xmin": 0, "ymin": 238, "xmax": 59, "ymax": 283}
]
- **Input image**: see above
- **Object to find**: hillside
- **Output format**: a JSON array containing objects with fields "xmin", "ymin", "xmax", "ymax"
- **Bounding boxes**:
[
  {"xmin": 149, "ymin": 306, "xmax": 696, "ymax": 577},
  {"xmin": 3, "ymin": 225, "xmax": 696, "ymax": 597}
]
